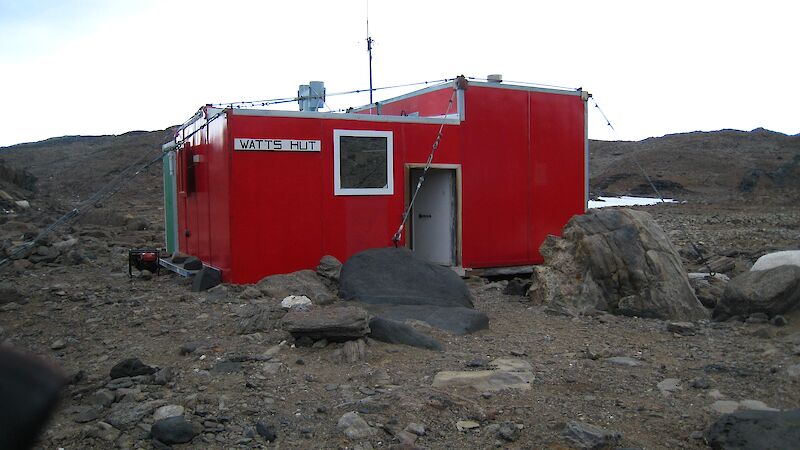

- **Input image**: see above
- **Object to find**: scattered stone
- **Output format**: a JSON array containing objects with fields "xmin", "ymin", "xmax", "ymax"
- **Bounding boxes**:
[
  {"xmin": 316, "ymin": 255, "xmax": 342, "ymax": 282},
  {"xmin": 528, "ymin": 208, "xmax": 709, "ymax": 321},
  {"xmin": 657, "ymin": 378, "xmax": 681, "ymax": 395},
  {"xmin": 337, "ymin": 412, "xmax": 378, "ymax": 439},
  {"xmin": 153, "ymin": 405, "xmax": 185, "ymax": 422},
  {"xmin": 367, "ymin": 317, "xmax": 443, "ymax": 351},
  {"xmin": 714, "ymin": 265, "xmax": 800, "ymax": 320},
  {"xmin": 236, "ymin": 305, "xmax": 281, "ymax": 334},
  {"xmin": 338, "ymin": 339, "xmax": 367, "ymax": 363},
  {"xmin": 151, "ymin": 416, "xmax": 199, "ymax": 445},
  {"xmin": 705, "ymin": 409, "xmax": 800, "ymax": 449},
  {"xmin": 771, "ymin": 315, "xmax": 788, "ymax": 326},
  {"xmin": 0, "ymin": 283, "xmax": 25, "ymax": 304},
  {"xmin": 74, "ymin": 405, "xmax": 103, "ymax": 423},
  {"xmin": 139, "ymin": 270, "xmax": 153, "ymax": 281},
  {"xmin": 109, "ymin": 358, "xmax": 156, "ymax": 379},
  {"xmin": 281, "ymin": 295, "xmax": 312, "ymax": 310},
  {"xmin": 432, "ymin": 358, "xmax": 534, "ymax": 392},
  {"xmin": 182, "ymin": 256, "xmax": 203, "ymax": 270},
  {"xmin": 562, "ymin": 420, "xmax": 622, "ymax": 450},
  {"xmin": 280, "ymin": 306, "xmax": 370, "ymax": 341},
  {"xmin": 339, "ymin": 248, "xmax": 474, "ymax": 308},
  {"xmin": 690, "ymin": 377, "xmax": 710, "ymax": 389},
  {"xmin": 405, "ymin": 423, "xmax": 426, "ymax": 436},
  {"xmin": 179, "ymin": 341, "xmax": 203, "ymax": 355},
  {"xmin": 211, "ymin": 361, "xmax": 243, "ymax": 375},
  {"xmin": 604, "ymin": 356, "xmax": 643, "ymax": 367},
  {"xmin": 503, "ymin": 278, "xmax": 531, "ymax": 296},
  {"xmin": 256, "ymin": 420, "xmax": 278, "ymax": 442},
  {"xmin": 707, "ymin": 255, "xmax": 736, "ymax": 273},
  {"xmin": 711, "ymin": 400, "xmax": 741, "ymax": 415},
  {"xmin": 191, "ymin": 267, "xmax": 221, "ymax": 292},
  {"xmin": 86, "ymin": 421, "xmax": 121, "ymax": 442},
  {"xmin": 153, "ymin": 367, "xmax": 174, "ymax": 385},
  {"xmin": 456, "ymin": 420, "xmax": 480, "ymax": 431},
  {"xmin": 105, "ymin": 399, "xmax": 164, "ymax": 430},
  {"xmin": 666, "ymin": 321, "xmax": 696, "ymax": 335},
  {"xmin": 50, "ymin": 339, "xmax": 67, "ymax": 350},
  {"xmin": 312, "ymin": 338, "xmax": 329, "ymax": 349},
  {"xmin": 257, "ymin": 269, "xmax": 335, "ymax": 304},
  {"xmin": 746, "ymin": 312, "xmax": 770, "ymax": 324},
  {"xmin": 88, "ymin": 389, "xmax": 116, "ymax": 408},
  {"xmin": 787, "ymin": 364, "xmax": 800, "ymax": 379},
  {"xmin": 498, "ymin": 422, "xmax": 519, "ymax": 442},
  {"xmin": 106, "ymin": 377, "xmax": 133, "ymax": 390}
]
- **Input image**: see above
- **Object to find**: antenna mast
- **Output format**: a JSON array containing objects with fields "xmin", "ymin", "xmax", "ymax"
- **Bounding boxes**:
[{"xmin": 366, "ymin": 0, "xmax": 374, "ymax": 104}]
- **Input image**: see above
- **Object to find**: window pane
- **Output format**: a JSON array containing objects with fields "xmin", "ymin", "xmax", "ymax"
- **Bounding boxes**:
[{"xmin": 339, "ymin": 136, "xmax": 388, "ymax": 189}]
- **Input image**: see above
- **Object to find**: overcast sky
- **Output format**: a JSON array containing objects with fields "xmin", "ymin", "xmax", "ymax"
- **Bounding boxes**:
[{"xmin": 0, "ymin": 0, "xmax": 797, "ymax": 147}]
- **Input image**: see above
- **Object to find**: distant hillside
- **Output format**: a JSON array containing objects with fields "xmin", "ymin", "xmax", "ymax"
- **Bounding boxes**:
[
  {"xmin": 1, "ymin": 126, "xmax": 798, "ymax": 217},
  {"xmin": 0, "ymin": 129, "xmax": 175, "ymax": 203},
  {"xmin": 590, "ymin": 128, "xmax": 800, "ymax": 204}
]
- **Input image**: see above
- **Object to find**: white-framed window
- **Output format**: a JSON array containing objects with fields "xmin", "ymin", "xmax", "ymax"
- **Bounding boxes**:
[{"xmin": 333, "ymin": 129, "xmax": 394, "ymax": 196}]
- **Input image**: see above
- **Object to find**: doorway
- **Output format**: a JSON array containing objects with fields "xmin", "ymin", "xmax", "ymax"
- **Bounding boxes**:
[{"xmin": 408, "ymin": 167, "xmax": 460, "ymax": 266}]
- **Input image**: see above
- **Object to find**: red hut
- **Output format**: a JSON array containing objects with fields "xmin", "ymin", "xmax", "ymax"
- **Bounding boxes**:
[{"xmin": 163, "ymin": 77, "xmax": 589, "ymax": 283}]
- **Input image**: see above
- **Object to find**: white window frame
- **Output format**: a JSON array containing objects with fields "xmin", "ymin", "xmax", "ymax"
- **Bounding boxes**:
[{"xmin": 333, "ymin": 129, "xmax": 394, "ymax": 196}]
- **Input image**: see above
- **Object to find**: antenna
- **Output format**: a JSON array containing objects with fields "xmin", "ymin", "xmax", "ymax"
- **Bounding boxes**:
[{"xmin": 366, "ymin": 0, "xmax": 374, "ymax": 105}]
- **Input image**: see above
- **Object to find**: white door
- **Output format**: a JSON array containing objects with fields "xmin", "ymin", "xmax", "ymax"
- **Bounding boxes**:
[{"xmin": 410, "ymin": 169, "xmax": 456, "ymax": 265}]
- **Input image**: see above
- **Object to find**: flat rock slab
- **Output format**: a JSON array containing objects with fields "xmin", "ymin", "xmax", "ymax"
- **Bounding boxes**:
[
  {"xmin": 339, "ymin": 248, "xmax": 474, "ymax": 309},
  {"xmin": 280, "ymin": 306, "xmax": 370, "ymax": 342},
  {"xmin": 432, "ymin": 358, "xmax": 533, "ymax": 392},
  {"xmin": 604, "ymin": 356, "xmax": 644, "ymax": 367},
  {"xmin": 363, "ymin": 304, "xmax": 488, "ymax": 335},
  {"xmin": 706, "ymin": 409, "xmax": 800, "ymax": 450},
  {"xmin": 368, "ymin": 317, "xmax": 443, "ymax": 351}
]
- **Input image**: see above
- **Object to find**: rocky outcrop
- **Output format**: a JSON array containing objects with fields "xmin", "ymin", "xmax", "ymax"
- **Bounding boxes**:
[
  {"xmin": 528, "ymin": 208, "xmax": 709, "ymax": 321},
  {"xmin": 256, "ymin": 270, "xmax": 335, "ymax": 305},
  {"xmin": 714, "ymin": 265, "xmax": 800, "ymax": 320},
  {"xmin": 339, "ymin": 248, "xmax": 473, "ymax": 308}
]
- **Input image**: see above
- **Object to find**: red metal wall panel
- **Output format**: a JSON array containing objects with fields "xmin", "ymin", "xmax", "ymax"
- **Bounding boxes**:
[
  {"xmin": 528, "ymin": 92, "xmax": 586, "ymax": 262},
  {"xmin": 204, "ymin": 114, "xmax": 232, "ymax": 274},
  {"xmin": 460, "ymin": 86, "xmax": 532, "ymax": 268},
  {"xmin": 357, "ymin": 86, "xmax": 458, "ymax": 117}
]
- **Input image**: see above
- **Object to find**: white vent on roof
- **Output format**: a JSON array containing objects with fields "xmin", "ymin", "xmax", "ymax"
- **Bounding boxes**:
[
  {"xmin": 487, "ymin": 74, "xmax": 503, "ymax": 83},
  {"xmin": 298, "ymin": 81, "xmax": 326, "ymax": 111}
]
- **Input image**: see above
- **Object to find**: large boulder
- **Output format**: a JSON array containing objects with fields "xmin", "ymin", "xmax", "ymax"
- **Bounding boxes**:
[
  {"xmin": 256, "ymin": 269, "xmax": 335, "ymax": 305},
  {"xmin": 714, "ymin": 265, "xmax": 800, "ymax": 320},
  {"xmin": 339, "ymin": 248, "xmax": 473, "ymax": 308},
  {"xmin": 751, "ymin": 250, "xmax": 800, "ymax": 271},
  {"xmin": 529, "ymin": 208, "xmax": 709, "ymax": 321},
  {"xmin": 705, "ymin": 409, "xmax": 800, "ymax": 450}
]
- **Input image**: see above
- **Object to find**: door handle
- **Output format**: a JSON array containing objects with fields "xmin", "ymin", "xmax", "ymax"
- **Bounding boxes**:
[{"xmin": 418, "ymin": 214, "xmax": 432, "ymax": 219}]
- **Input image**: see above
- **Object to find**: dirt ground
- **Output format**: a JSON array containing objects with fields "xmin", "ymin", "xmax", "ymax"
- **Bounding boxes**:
[
  {"xmin": 1, "ymin": 128, "xmax": 799, "ymax": 449},
  {"xmin": 0, "ymin": 201, "xmax": 797, "ymax": 450}
]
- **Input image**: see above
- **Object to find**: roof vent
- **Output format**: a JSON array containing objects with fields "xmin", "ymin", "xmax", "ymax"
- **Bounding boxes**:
[
  {"xmin": 298, "ymin": 81, "xmax": 325, "ymax": 111},
  {"xmin": 487, "ymin": 74, "xmax": 503, "ymax": 83}
]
